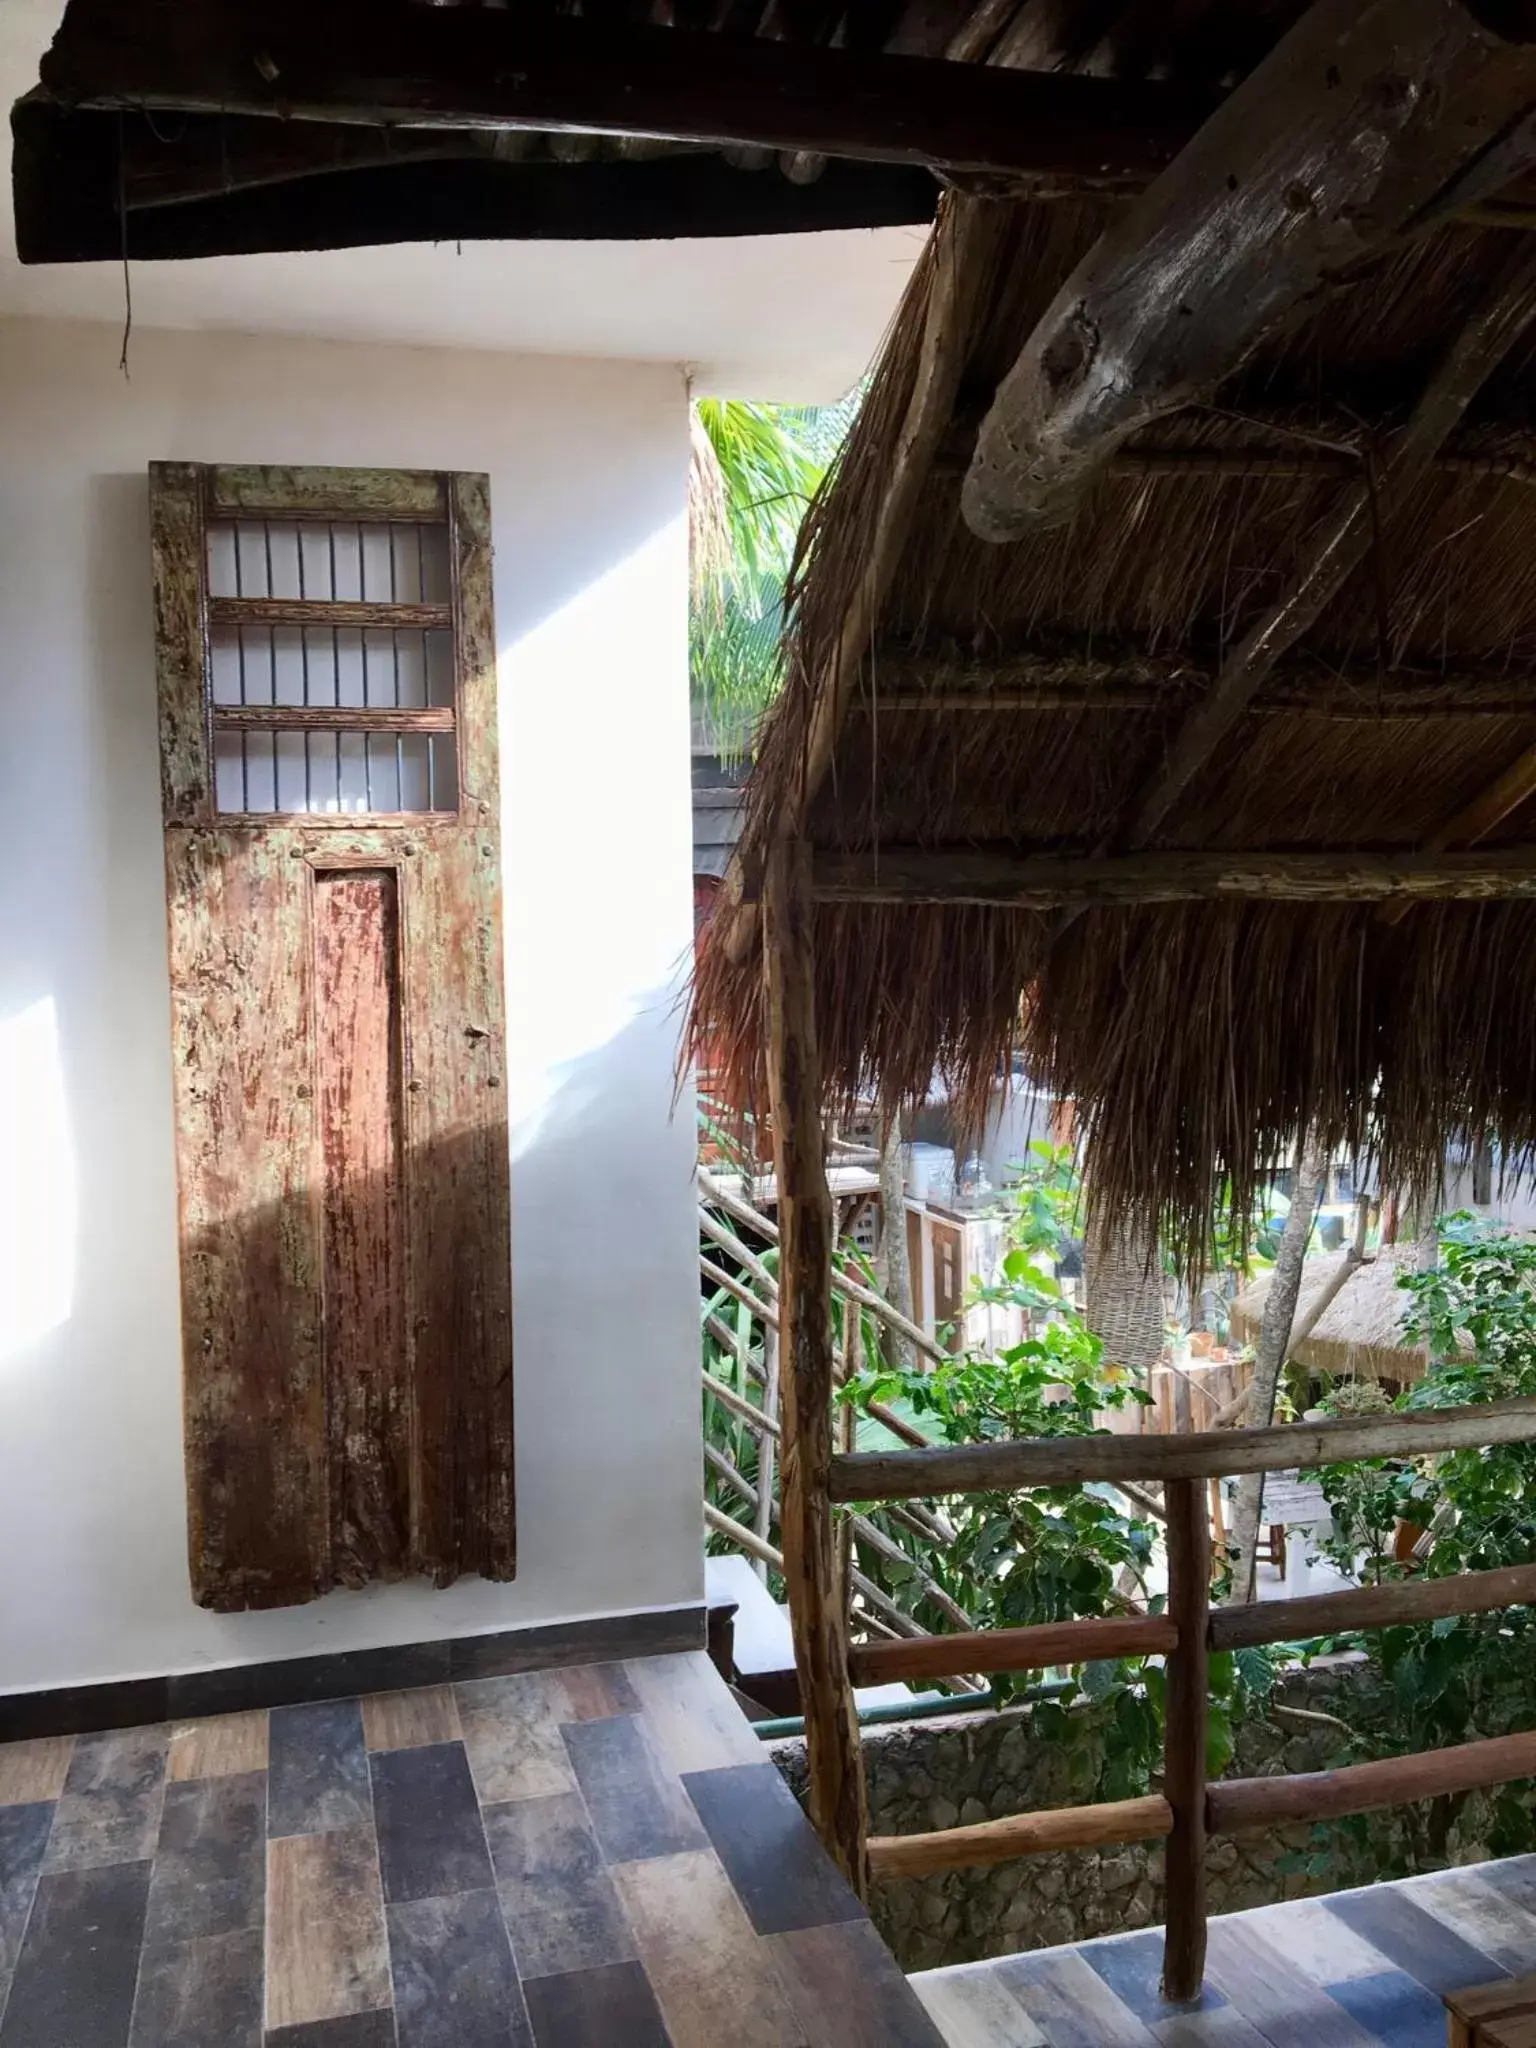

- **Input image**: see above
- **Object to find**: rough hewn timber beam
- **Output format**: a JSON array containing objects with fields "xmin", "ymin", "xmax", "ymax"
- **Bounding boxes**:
[
  {"xmin": 847, "ymin": 1614, "xmax": 1176, "ymax": 1685},
  {"xmin": 811, "ymin": 845, "xmax": 1536, "ymax": 908},
  {"xmin": 828, "ymin": 1394, "xmax": 1536, "ymax": 1499},
  {"xmin": 963, "ymin": 0, "xmax": 1536, "ymax": 539},
  {"xmin": 39, "ymin": 0, "xmax": 1218, "ymax": 182},
  {"xmin": 1113, "ymin": 238, "xmax": 1536, "ymax": 854}
]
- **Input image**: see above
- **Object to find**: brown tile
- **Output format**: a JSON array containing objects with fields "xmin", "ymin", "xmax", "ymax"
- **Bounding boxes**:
[
  {"xmin": 265, "ymin": 1824, "xmax": 390, "ymax": 2031},
  {"xmin": 549, "ymin": 1663, "xmax": 641, "ymax": 1723},
  {"xmin": 360, "ymin": 1687, "xmax": 461, "ymax": 1753},
  {"xmin": 485, "ymin": 1792, "xmax": 635, "ymax": 1980},
  {"xmin": 456, "ymin": 1675, "xmax": 575, "ymax": 1804},
  {"xmin": 611, "ymin": 1848, "xmax": 808, "ymax": 2048},
  {"xmin": 625, "ymin": 1652, "xmax": 765, "ymax": 1774},
  {"xmin": 769, "ymin": 1922, "xmax": 949, "ymax": 2046},
  {"xmin": 166, "ymin": 1711, "xmax": 268, "ymax": 1783},
  {"xmin": 44, "ymin": 1725, "xmax": 168, "ymax": 1872},
  {"xmin": 0, "ymin": 1738, "xmax": 73, "ymax": 1807}
]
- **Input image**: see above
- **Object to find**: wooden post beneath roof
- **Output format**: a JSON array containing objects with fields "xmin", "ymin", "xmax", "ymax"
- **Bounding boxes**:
[
  {"xmin": 1161, "ymin": 1476, "xmax": 1210, "ymax": 2003},
  {"xmin": 761, "ymin": 836, "xmax": 869, "ymax": 1897}
]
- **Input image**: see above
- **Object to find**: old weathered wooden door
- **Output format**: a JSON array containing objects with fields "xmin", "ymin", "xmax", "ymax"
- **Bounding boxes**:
[{"xmin": 151, "ymin": 462, "xmax": 513, "ymax": 1610}]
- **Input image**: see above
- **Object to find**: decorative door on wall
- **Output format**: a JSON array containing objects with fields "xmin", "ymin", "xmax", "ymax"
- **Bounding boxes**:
[{"xmin": 150, "ymin": 462, "xmax": 514, "ymax": 1611}]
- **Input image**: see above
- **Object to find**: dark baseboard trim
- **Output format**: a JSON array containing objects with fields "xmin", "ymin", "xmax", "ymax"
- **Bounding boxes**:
[{"xmin": 0, "ymin": 1604, "xmax": 706, "ymax": 1743}]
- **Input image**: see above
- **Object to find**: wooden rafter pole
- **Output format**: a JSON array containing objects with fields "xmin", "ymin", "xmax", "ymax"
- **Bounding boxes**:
[
  {"xmin": 761, "ymin": 838, "xmax": 868, "ymax": 1896},
  {"xmin": 718, "ymin": 195, "xmax": 1005, "ymax": 965},
  {"xmin": 1112, "ymin": 238, "xmax": 1536, "ymax": 853}
]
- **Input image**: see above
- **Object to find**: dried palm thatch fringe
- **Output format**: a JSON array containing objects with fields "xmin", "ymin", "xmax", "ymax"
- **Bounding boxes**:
[{"xmin": 691, "ymin": 187, "xmax": 1536, "ymax": 1270}]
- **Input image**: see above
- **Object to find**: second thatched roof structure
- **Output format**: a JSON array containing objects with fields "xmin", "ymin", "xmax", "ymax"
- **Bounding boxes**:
[
  {"xmin": 693, "ymin": 8, "xmax": 1536, "ymax": 1259},
  {"xmin": 1229, "ymin": 1250, "xmax": 1427, "ymax": 1388}
]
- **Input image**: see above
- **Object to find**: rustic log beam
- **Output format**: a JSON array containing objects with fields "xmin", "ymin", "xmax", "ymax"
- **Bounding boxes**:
[
  {"xmin": 1162, "ymin": 1477, "xmax": 1210, "ymax": 2002},
  {"xmin": 847, "ymin": 1613, "xmax": 1176, "ymax": 1685},
  {"xmin": 1381, "ymin": 736, "xmax": 1536, "ymax": 925},
  {"xmin": 761, "ymin": 839, "xmax": 869, "ymax": 1896},
  {"xmin": 1207, "ymin": 1730, "xmax": 1536, "ymax": 1833},
  {"xmin": 963, "ymin": 0, "xmax": 1536, "ymax": 539},
  {"xmin": 828, "ymin": 1394, "xmax": 1536, "ymax": 1499},
  {"xmin": 811, "ymin": 846, "xmax": 1536, "ymax": 909},
  {"xmin": 1109, "ymin": 239, "xmax": 1536, "ymax": 853},
  {"xmin": 867, "ymin": 1794, "xmax": 1173, "ymax": 1879},
  {"xmin": 1210, "ymin": 1558, "xmax": 1536, "ymax": 1652},
  {"xmin": 858, "ymin": 690, "xmax": 1536, "ymax": 719},
  {"xmin": 39, "ymin": 0, "xmax": 1218, "ymax": 182}
]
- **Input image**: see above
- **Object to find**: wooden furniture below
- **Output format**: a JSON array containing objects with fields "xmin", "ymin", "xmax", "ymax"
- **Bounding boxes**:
[{"xmin": 1448, "ymin": 1974, "xmax": 1536, "ymax": 2045}]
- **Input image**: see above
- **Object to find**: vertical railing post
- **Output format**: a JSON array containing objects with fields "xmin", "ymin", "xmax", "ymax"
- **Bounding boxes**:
[
  {"xmin": 762, "ymin": 837, "xmax": 870, "ymax": 1896},
  {"xmin": 1162, "ymin": 1475, "xmax": 1210, "ymax": 2002}
]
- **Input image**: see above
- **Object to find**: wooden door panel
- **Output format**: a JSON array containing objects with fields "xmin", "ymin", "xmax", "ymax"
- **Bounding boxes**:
[{"xmin": 152, "ymin": 463, "xmax": 514, "ymax": 1611}]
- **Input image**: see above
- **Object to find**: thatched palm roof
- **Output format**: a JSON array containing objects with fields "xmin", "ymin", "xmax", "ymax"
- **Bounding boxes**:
[
  {"xmin": 1230, "ymin": 1251, "xmax": 1426, "ymax": 1387},
  {"xmin": 694, "ymin": 32, "xmax": 1536, "ymax": 1258}
]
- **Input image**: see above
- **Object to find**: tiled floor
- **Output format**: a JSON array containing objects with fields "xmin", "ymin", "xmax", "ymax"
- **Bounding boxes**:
[
  {"xmin": 0, "ymin": 1650, "xmax": 944, "ymax": 2047},
  {"xmin": 911, "ymin": 1854, "xmax": 1536, "ymax": 2046}
]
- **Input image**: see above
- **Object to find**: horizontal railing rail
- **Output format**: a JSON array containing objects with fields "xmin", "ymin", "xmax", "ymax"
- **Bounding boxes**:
[{"xmin": 829, "ymin": 1395, "xmax": 1536, "ymax": 1499}]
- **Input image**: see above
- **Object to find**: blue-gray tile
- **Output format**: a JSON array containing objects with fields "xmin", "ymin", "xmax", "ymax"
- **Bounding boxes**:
[
  {"xmin": 371, "ymin": 1742, "xmax": 492, "ymax": 1903},
  {"xmin": 144, "ymin": 1770, "xmax": 265, "ymax": 1945},
  {"xmin": 0, "ymin": 1859, "xmax": 151, "ymax": 2048},
  {"xmin": 682, "ymin": 1762, "xmax": 864, "ymax": 1936},
  {"xmin": 1082, "ymin": 1929, "xmax": 1227, "ymax": 2024},
  {"xmin": 1204, "ymin": 1922, "xmax": 1379, "ymax": 2048},
  {"xmin": 128, "ymin": 1926, "xmax": 263, "ymax": 2048},
  {"xmin": 44, "ymin": 1726, "xmax": 167, "ymax": 1871},
  {"xmin": 389, "ymin": 1887, "xmax": 531, "ymax": 2046},
  {"xmin": 268, "ymin": 1701, "xmax": 371, "ymax": 1838},
  {"xmin": 522, "ymin": 1961, "xmax": 672, "ymax": 2047},
  {"xmin": 1323, "ymin": 1969, "xmax": 1448, "ymax": 2047},
  {"xmin": 1324, "ymin": 1886, "xmax": 1505, "ymax": 1995},
  {"xmin": 562, "ymin": 1716, "xmax": 705, "ymax": 1865},
  {"xmin": 0, "ymin": 1807, "xmax": 52, "ymax": 1980}
]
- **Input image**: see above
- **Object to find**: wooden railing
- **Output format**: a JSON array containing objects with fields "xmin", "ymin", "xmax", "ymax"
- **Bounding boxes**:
[
  {"xmin": 821, "ymin": 1398, "xmax": 1536, "ymax": 2002},
  {"xmin": 745, "ymin": 836, "xmax": 1536, "ymax": 2006}
]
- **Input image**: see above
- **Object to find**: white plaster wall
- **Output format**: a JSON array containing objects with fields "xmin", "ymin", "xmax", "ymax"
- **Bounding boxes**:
[{"xmin": 0, "ymin": 314, "xmax": 702, "ymax": 1691}]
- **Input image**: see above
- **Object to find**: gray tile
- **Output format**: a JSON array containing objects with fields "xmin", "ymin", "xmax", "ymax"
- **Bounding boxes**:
[
  {"xmin": 0, "ymin": 1859, "xmax": 151, "ymax": 2048},
  {"xmin": 44, "ymin": 1726, "xmax": 168, "ymax": 1872},
  {"xmin": 388, "ymin": 1888, "xmax": 531, "ymax": 2046},
  {"xmin": 371, "ymin": 1743, "xmax": 492, "ymax": 1904},
  {"xmin": 128, "ymin": 1926, "xmax": 263, "ymax": 2048},
  {"xmin": 562, "ymin": 1716, "xmax": 706, "ymax": 1865},
  {"xmin": 682, "ymin": 1762, "xmax": 864, "ymax": 1936},
  {"xmin": 265, "ymin": 2014, "xmax": 398, "ymax": 2047},
  {"xmin": 0, "ymin": 1807, "xmax": 51, "ymax": 1980},
  {"xmin": 1081, "ymin": 1930, "xmax": 1227, "ymax": 2025},
  {"xmin": 269, "ymin": 1701, "xmax": 371, "ymax": 1839},
  {"xmin": 484, "ymin": 1794, "xmax": 635, "ymax": 1980},
  {"xmin": 144, "ymin": 1770, "xmax": 265, "ymax": 1945},
  {"xmin": 1323, "ymin": 1886, "xmax": 1506, "ymax": 1996}
]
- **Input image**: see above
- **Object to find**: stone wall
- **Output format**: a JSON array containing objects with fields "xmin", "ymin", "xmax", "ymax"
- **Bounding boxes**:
[{"xmin": 771, "ymin": 1656, "xmax": 1521, "ymax": 1971}]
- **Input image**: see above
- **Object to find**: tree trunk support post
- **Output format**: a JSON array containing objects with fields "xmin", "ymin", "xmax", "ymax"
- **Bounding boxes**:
[
  {"xmin": 762, "ymin": 836, "xmax": 870, "ymax": 1898},
  {"xmin": 1162, "ymin": 1475, "xmax": 1210, "ymax": 2003}
]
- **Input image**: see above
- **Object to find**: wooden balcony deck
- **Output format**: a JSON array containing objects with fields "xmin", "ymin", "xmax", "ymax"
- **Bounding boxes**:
[{"xmin": 911, "ymin": 1855, "xmax": 1536, "ymax": 2046}]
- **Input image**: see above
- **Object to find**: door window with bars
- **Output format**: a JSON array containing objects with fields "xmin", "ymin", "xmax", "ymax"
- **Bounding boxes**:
[{"xmin": 206, "ymin": 507, "xmax": 460, "ymax": 817}]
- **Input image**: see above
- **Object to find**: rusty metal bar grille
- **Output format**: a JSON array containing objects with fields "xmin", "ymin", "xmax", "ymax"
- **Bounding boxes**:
[{"xmin": 206, "ymin": 516, "xmax": 457, "ymax": 816}]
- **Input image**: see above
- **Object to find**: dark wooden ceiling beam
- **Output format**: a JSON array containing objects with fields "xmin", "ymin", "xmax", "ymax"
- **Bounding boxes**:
[
  {"xmin": 848, "ymin": 652, "xmax": 1536, "ymax": 718},
  {"xmin": 37, "ymin": 0, "xmax": 1220, "ymax": 183},
  {"xmin": 812, "ymin": 845, "xmax": 1536, "ymax": 908},
  {"xmin": 963, "ymin": 0, "xmax": 1536, "ymax": 540}
]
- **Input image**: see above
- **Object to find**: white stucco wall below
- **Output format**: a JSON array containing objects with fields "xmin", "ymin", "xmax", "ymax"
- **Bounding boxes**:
[{"xmin": 0, "ymin": 315, "xmax": 701, "ymax": 1693}]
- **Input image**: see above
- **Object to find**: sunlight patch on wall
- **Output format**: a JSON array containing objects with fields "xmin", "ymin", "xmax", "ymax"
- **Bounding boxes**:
[{"xmin": 0, "ymin": 997, "xmax": 77, "ymax": 1358}]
